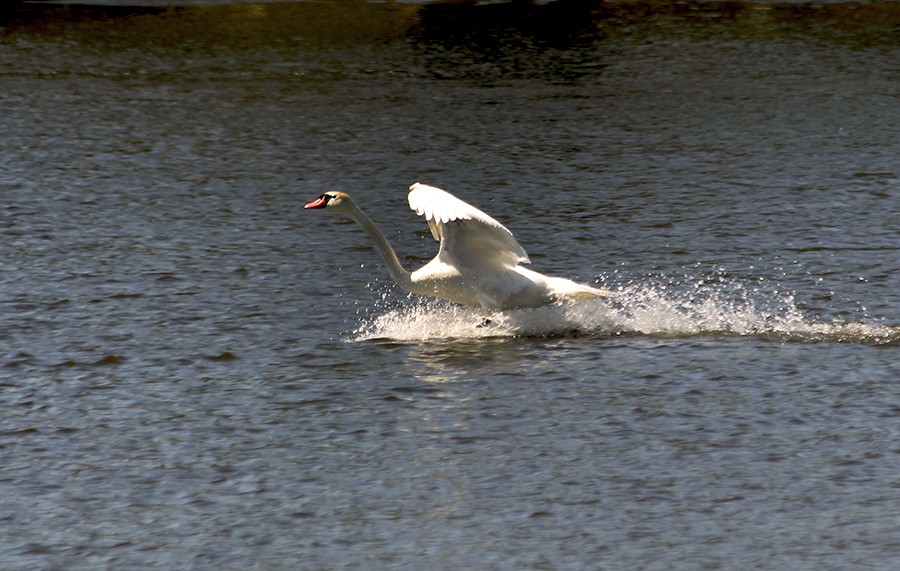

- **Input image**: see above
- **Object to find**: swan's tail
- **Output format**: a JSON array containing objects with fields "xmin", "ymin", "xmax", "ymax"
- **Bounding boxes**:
[{"xmin": 550, "ymin": 279, "xmax": 614, "ymax": 303}]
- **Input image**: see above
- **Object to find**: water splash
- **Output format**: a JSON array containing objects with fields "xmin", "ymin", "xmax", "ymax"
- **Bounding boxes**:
[{"xmin": 352, "ymin": 278, "xmax": 899, "ymax": 345}]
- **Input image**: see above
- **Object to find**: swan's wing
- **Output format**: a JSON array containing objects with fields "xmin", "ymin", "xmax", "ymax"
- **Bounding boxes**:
[{"xmin": 408, "ymin": 183, "xmax": 530, "ymax": 267}]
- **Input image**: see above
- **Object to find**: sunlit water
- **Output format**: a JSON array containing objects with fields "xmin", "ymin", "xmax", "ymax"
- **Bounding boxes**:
[{"xmin": 2, "ymin": 1, "xmax": 899, "ymax": 569}]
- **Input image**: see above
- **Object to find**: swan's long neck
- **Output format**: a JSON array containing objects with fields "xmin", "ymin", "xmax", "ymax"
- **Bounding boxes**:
[{"xmin": 343, "ymin": 201, "xmax": 412, "ymax": 290}]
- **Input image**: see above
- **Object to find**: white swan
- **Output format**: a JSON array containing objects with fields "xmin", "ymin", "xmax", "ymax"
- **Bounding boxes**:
[{"xmin": 305, "ymin": 182, "xmax": 611, "ymax": 310}]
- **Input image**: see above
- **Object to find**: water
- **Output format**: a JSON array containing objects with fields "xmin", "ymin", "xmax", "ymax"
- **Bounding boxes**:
[{"xmin": 2, "ymin": 1, "xmax": 899, "ymax": 568}]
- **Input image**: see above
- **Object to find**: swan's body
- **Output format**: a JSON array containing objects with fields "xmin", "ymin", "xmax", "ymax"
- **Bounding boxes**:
[{"xmin": 305, "ymin": 183, "xmax": 611, "ymax": 310}]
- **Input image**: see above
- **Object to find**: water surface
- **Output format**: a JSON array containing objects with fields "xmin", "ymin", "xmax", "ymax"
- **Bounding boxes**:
[{"xmin": 1, "ymin": 1, "xmax": 899, "ymax": 569}]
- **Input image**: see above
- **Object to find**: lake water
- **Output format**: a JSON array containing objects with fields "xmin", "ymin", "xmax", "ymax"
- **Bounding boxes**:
[{"xmin": 1, "ymin": 1, "xmax": 899, "ymax": 569}]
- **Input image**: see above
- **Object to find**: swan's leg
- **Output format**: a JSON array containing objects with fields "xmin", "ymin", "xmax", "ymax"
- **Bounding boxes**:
[{"xmin": 476, "ymin": 317, "xmax": 493, "ymax": 328}]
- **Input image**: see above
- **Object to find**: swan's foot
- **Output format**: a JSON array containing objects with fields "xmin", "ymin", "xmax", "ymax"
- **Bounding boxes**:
[{"xmin": 476, "ymin": 318, "xmax": 493, "ymax": 328}]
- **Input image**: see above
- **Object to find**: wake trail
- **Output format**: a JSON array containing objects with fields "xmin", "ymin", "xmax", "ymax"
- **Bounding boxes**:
[{"xmin": 352, "ymin": 279, "xmax": 899, "ymax": 346}]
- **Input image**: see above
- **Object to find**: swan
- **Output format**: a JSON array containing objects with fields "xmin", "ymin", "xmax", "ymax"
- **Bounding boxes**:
[{"xmin": 305, "ymin": 182, "xmax": 611, "ymax": 310}]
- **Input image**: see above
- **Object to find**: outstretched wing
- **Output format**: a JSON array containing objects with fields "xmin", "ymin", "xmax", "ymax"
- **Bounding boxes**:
[{"xmin": 407, "ymin": 182, "xmax": 530, "ymax": 268}]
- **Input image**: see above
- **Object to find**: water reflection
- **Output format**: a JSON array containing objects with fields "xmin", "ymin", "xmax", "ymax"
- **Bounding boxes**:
[
  {"xmin": 4, "ymin": 2, "xmax": 897, "ymax": 52},
  {"xmin": 401, "ymin": 338, "xmax": 533, "ymax": 384},
  {"xmin": 3, "ymin": 1, "xmax": 896, "ymax": 99},
  {"xmin": 0, "ymin": 3, "xmax": 419, "ymax": 47}
]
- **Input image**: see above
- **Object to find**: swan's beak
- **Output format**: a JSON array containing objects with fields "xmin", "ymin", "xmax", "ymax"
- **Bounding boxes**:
[{"xmin": 304, "ymin": 196, "xmax": 329, "ymax": 209}]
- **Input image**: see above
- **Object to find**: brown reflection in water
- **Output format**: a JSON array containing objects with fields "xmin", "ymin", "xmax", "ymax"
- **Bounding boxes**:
[{"xmin": 2, "ymin": 2, "xmax": 898, "ymax": 51}]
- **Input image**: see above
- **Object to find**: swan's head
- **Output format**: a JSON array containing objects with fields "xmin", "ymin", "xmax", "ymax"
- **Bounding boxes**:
[{"xmin": 304, "ymin": 191, "xmax": 352, "ymax": 212}]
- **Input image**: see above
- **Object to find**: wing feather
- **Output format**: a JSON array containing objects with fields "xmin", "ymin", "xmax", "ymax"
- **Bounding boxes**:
[{"xmin": 407, "ymin": 183, "xmax": 530, "ymax": 268}]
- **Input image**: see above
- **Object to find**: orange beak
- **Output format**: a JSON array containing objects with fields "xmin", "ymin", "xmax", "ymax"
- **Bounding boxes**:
[{"xmin": 304, "ymin": 196, "xmax": 329, "ymax": 209}]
